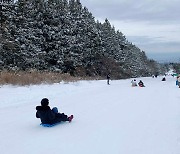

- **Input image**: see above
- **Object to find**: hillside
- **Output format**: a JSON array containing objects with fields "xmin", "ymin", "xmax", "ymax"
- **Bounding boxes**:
[
  {"xmin": 0, "ymin": 0, "xmax": 166, "ymax": 78},
  {"xmin": 0, "ymin": 76, "xmax": 180, "ymax": 154}
]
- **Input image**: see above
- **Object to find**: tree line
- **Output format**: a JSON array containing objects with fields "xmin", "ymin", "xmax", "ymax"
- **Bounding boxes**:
[{"xmin": 0, "ymin": 0, "xmax": 166, "ymax": 78}]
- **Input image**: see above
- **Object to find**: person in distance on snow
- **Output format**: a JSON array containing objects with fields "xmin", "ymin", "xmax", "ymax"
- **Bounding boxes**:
[
  {"xmin": 36, "ymin": 98, "xmax": 73, "ymax": 124},
  {"xmin": 162, "ymin": 77, "xmax": 166, "ymax": 81},
  {"xmin": 177, "ymin": 75, "xmax": 180, "ymax": 88},
  {"xmin": 131, "ymin": 79, "xmax": 137, "ymax": 87},
  {"xmin": 107, "ymin": 73, "xmax": 110, "ymax": 85},
  {"xmin": 138, "ymin": 80, "xmax": 145, "ymax": 87}
]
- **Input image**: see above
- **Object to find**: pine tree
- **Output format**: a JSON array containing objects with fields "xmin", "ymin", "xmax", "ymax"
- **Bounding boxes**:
[{"xmin": 0, "ymin": 0, "xmax": 164, "ymax": 77}]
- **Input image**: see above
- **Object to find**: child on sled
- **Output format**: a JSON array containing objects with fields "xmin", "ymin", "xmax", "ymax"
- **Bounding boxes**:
[{"xmin": 36, "ymin": 98, "xmax": 73, "ymax": 125}]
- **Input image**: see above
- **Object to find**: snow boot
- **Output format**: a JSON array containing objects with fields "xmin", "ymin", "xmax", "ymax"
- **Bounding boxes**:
[{"xmin": 68, "ymin": 115, "xmax": 74, "ymax": 122}]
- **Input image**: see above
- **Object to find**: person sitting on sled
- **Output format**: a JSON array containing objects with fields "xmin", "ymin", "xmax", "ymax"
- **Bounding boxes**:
[
  {"xmin": 138, "ymin": 80, "xmax": 145, "ymax": 87},
  {"xmin": 131, "ymin": 79, "xmax": 137, "ymax": 87},
  {"xmin": 36, "ymin": 98, "xmax": 73, "ymax": 124},
  {"xmin": 162, "ymin": 77, "xmax": 166, "ymax": 81}
]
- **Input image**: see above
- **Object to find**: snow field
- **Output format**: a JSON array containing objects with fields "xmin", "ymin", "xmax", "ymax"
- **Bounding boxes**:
[{"xmin": 0, "ymin": 76, "xmax": 180, "ymax": 154}]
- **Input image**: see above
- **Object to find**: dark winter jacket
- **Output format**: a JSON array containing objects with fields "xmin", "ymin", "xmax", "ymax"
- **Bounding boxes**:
[
  {"xmin": 36, "ymin": 106, "xmax": 68, "ymax": 124},
  {"xmin": 162, "ymin": 77, "xmax": 166, "ymax": 81},
  {"xmin": 138, "ymin": 81, "xmax": 145, "ymax": 87},
  {"xmin": 107, "ymin": 74, "xmax": 110, "ymax": 79},
  {"xmin": 36, "ymin": 106, "xmax": 57, "ymax": 124}
]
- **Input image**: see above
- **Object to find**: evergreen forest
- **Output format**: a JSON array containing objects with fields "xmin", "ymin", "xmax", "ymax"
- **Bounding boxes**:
[{"xmin": 0, "ymin": 0, "xmax": 166, "ymax": 79}]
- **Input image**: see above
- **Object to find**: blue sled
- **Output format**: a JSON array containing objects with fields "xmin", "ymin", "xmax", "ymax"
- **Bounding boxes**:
[{"xmin": 40, "ymin": 123, "xmax": 60, "ymax": 127}]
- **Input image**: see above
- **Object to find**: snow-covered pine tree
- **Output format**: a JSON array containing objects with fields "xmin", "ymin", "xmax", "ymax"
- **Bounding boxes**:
[{"xmin": 0, "ymin": 0, "xmax": 165, "ymax": 77}]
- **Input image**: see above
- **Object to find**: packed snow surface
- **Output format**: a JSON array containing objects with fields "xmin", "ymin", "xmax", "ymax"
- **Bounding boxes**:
[{"xmin": 0, "ymin": 76, "xmax": 180, "ymax": 154}]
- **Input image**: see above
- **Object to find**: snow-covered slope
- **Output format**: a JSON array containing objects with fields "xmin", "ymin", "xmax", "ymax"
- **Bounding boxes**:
[{"xmin": 0, "ymin": 76, "xmax": 180, "ymax": 154}]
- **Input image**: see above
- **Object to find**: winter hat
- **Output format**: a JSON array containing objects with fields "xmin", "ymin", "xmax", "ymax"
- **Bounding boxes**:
[{"xmin": 41, "ymin": 98, "xmax": 49, "ymax": 106}]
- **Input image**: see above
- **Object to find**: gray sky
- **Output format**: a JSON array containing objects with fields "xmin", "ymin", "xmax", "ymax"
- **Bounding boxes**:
[{"xmin": 80, "ymin": 0, "xmax": 180, "ymax": 62}]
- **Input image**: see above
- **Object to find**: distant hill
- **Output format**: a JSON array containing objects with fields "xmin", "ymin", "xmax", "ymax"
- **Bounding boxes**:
[{"xmin": 147, "ymin": 52, "xmax": 180, "ymax": 63}]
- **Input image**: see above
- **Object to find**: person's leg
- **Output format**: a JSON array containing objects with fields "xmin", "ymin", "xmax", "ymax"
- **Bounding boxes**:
[
  {"xmin": 52, "ymin": 108, "xmax": 72, "ymax": 122},
  {"xmin": 55, "ymin": 112, "xmax": 68, "ymax": 121},
  {"xmin": 107, "ymin": 79, "xmax": 110, "ymax": 85},
  {"xmin": 61, "ymin": 114, "xmax": 69, "ymax": 121}
]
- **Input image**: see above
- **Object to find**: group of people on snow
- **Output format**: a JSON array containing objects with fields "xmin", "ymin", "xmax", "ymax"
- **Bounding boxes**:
[
  {"xmin": 36, "ymin": 73, "xmax": 180, "ymax": 125},
  {"xmin": 152, "ymin": 74, "xmax": 158, "ymax": 78},
  {"xmin": 131, "ymin": 79, "xmax": 145, "ymax": 87},
  {"xmin": 106, "ymin": 73, "xmax": 146, "ymax": 87}
]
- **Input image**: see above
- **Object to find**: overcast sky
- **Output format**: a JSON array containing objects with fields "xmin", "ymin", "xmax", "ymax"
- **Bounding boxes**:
[{"xmin": 80, "ymin": 0, "xmax": 180, "ymax": 62}]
